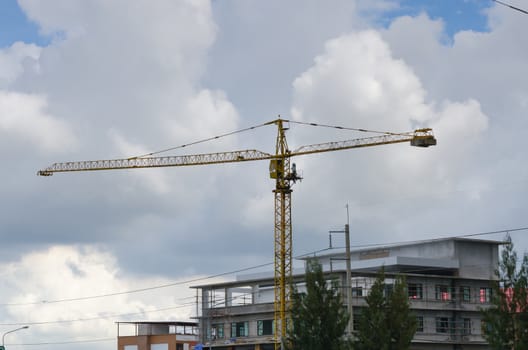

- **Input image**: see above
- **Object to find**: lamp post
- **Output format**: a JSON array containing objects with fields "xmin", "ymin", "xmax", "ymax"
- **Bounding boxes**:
[{"xmin": 1, "ymin": 326, "xmax": 29, "ymax": 349}]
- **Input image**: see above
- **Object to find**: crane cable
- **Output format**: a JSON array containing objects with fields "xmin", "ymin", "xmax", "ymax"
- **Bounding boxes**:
[
  {"xmin": 287, "ymin": 119, "xmax": 412, "ymax": 136},
  {"xmin": 130, "ymin": 118, "xmax": 411, "ymax": 160},
  {"xmin": 132, "ymin": 122, "xmax": 271, "ymax": 158}
]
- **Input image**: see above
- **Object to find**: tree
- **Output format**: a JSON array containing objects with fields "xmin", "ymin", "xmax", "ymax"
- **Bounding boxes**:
[
  {"xmin": 481, "ymin": 235, "xmax": 528, "ymax": 349},
  {"xmin": 286, "ymin": 259, "xmax": 350, "ymax": 350},
  {"xmin": 356, "ymin": 269, "xmax": 390, "ymax": 350},
  {"xmin": 356, "ymin": 269, "xmax": 416, "ymax": 350},
  {"xmin": 387, "ymin": 274, "xmax": 417, "ymax": 349}
]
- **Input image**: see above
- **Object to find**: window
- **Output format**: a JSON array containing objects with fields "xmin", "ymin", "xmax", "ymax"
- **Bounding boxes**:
[
  {"xmin": 260, "ymin": 346, "xmax": 276, "ymax": 350},
  {"xmin": 463, "ymin": 318, "xmax": 471, "ymax": 335},
  {"xmin": 212, "ymin": 323, "xmax": 224, "ymax": 339},
  {"xmin": 231, "ymin": 321, "xmax": 249, "ymax": 337},
  {"xmin": 436, "ymin": 317, "xmax": 449, "ymax": 333},
  {"xmin": 480, "ymin": 287, "xmax": 492, "ymax": 303},
  {"xmin": 352, "ymin": 314, "xmax": 360, "ymax": 331},
  {"xmin": 416, "ymin": 316, "xmax": 424, "ymax": 332},
  {"xmin": 352, "ymin": 287, "xmax": 363, "ymax": 297},
  {"xmin": 435, "ymin": 285, "xmax": 452, "ymax": 301},
  {"xmin": 384, "ymin": 284, "xmax": 393, "ymax": 297},
  {"xmin": 257, "ymin": 320, "xmax": 274, "ymax": 336},
  {"xmin": 151, "ymin": 345, "xmax": 168, "ymax": 350},
  {"xmin": 460, "ymin": 286, "xmax": 471, "ymax": 302},
  {"xmin": 408, "ymin": 283, "xmax": 423, "ymax": 299}
]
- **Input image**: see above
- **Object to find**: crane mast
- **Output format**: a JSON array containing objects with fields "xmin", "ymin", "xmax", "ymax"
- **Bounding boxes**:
[
  {"xmin": 270, "ymin": 119, "xmax": 301, "ymax": 343},
  {"xmin": 38, "ymin": 118, "xmax": 436, "ymax": 349}
]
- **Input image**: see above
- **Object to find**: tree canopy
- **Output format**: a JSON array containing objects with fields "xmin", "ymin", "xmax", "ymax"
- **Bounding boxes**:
[
  {"xmin": 481, "ymin": 235, "xmax": 528, "ymax": 349},
  {"xmin": 286, "ymin": 259, "xmax": 350, "ymax": 350},
  {"xmin": 356, "ymin": 269, "xmax": 416, "ymax": 350}
]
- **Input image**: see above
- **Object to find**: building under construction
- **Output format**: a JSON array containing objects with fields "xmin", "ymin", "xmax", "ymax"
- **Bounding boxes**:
[{"xmin": 192, "ymin": 237, "xmax": 500, "ymax": 350}]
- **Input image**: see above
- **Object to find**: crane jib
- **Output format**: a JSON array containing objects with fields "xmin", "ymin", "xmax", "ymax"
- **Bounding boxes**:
[
  {"xmin": 37, "ymin": 130, "xmax": 436, "ymax": 176},
  {"xmin": 37, "ymin": 149, "xmax": 275, "ymax": 175}
]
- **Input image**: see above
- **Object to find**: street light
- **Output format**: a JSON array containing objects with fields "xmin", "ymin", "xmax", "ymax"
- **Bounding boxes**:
[{"xmin": 1, "ymin": 326, "xmax": 29, "ymax": 349}]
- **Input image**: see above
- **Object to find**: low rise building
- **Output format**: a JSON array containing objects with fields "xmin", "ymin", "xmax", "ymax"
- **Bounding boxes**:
[
  {"xmin": 117, "ymin": 321, "xmax": 199, "ymax": 350},
  {"xmin": 192, "ymin": 237, "xmax": 502, "ymax": 350}
]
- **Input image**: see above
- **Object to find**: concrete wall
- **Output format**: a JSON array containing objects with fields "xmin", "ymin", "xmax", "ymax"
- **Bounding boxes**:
[{"xmin": 456, "ymin": 241, "xmax": 498, "ymax": 280}]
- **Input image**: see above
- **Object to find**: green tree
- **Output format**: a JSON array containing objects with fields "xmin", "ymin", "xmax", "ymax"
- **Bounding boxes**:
[
  {"xmin": 356, "ymin": 269, "xmax": 390, "ymax": 350},
  {"xmin": 356, "ymin": 269, "xmax": 416, "ymax": 350},
  {"xmin": 286, "ymin": 259, "xmax": 350, "ymax": 350},
  {"xmin": 387, "ymin": 275, "xmax": 417, "ymax": 349},
  {"xmin": 481, "ymin": 235, "xmax": 528, "ymax": 349}
]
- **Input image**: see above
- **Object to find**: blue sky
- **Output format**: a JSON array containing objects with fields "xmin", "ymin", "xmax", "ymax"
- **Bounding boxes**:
[
  {"xmin": 0, "ymin": 0, "xmax": 46, "ymax": 47},
  {"xmin": 381, "ymin": 0, "xmax": 491, "ymax": 36}
]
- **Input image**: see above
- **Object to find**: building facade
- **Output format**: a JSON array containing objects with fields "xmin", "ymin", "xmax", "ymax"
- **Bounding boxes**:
[
  {"xmin": 192, "ymin": 237, "xmax": 501, "ymax": 350},
  {"xmin": 117, "ymin": 321, "xmax": 199, "ymax": 350}
]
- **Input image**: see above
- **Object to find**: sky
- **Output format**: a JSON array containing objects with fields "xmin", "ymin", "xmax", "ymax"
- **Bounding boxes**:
[{"xmin": 0, "ymin": 0, "xmax": 527, "ymax": 349}]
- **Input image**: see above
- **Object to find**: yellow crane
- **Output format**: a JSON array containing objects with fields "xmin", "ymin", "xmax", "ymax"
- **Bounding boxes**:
[{"xmin": 38, "ymin": 118, "xmax": 436, "ymax": 347}]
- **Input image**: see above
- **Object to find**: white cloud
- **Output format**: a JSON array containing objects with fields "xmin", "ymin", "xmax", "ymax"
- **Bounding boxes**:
[
  {"xmin": 0, "ymin": 42, "xmax": 40, "ymax": 88},
  {"xmin": 1, "ymin": 1, "xmax": 527, "ymax": 348},
  {"xmin": 379, "ymin": 8, "xmax": 528, "ymax": 238},
  {"xmin": 165, "ymin": 89, "xmax": 239, "ymax": 152},
  {"xmin": 0, "ymin": 90, "xmax": 77, "ymax": 152},
  {"xmin": 289, "ymin": 29, "xmax": 490, "ymax": 238},
  {"xmin": 14, "ymin": 0, "xmax": 220, "ymax": 155},
  {"xmin": 292, "ymin": 30, "xmax": 429, "ymax": 131},
  {"xmin": 1, "ymin": 246, "xmax": 197, "ymax": 348}
]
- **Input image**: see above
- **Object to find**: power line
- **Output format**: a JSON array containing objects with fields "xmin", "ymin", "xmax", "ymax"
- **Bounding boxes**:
[
  {"xmin": 1, "ymin": 287, "xmax": 257, "ymax": 326},
  {"xmin": 296, "ymin": 226, "xmax": 528, "ymax": 259},
  {"xmin": 1, "ymin": 226, "xmax": 526, "ymax": 328},
  {"xmin": 0, "ymin": 302, "xmax": 196, "ymax": 326},
  {"xmin": 0, "ymin": 261, "xmax": 273, "ymax": 307},
  {"xmin": 4, "ymin": 226, "xmax": 527, "ymax": 308},
  {"xmin": 493, "ymin": 0, "xmax": 528, "ymax": 15},
  {"xmin": 13, "ymin": 338, "xmax": 114, "ymax": 346}
]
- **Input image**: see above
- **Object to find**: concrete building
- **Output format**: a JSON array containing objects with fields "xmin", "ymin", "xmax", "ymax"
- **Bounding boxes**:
[
  {"xmin": 192, "ymin": 237, "xmax": 502, "ymax": 350},
  {"xmin": 117, "ymin": 321, "xmax": 199, "ymax": 350}
]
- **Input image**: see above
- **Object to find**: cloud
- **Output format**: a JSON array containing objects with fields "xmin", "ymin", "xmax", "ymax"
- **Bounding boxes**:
[
  {"xmin": 0, "ymin": 90, "xmax": 77, "ymax": 152},
  {"xmin": 0, "ymin": 41, "xmax": 40, "ymax": 87},
  {"xmin": 289, "ymin": 29, "xmax": 490, "ymax": 241},
  {"xmin": 13, "ymin": 0, "xmax": 220, "ymax": 153},
  {"xmin": 1, "ymin": 246, "xmax": 198, "ymax": 346},
  {"xmin": 165, "ymin": 88, "xmax": 239, "ymax": 152},
  {"xmin": 378, "ymin": 7, "xmax": 528, "ymax": 238},
  {"xmin": 1, "ymin": 1, "xmax": 527, "ymax": 349}
]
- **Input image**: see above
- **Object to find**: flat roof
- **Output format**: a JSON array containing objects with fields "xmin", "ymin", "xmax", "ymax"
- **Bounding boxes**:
[
  {"xmin": 299, "ymin": 236, "xmax": 505, "ymax": 260},
  {"xmin": 191, "ymin": 236, "xmax": 503, "ymax": 289},
  {"xmin": 116, "ymin": 321, "xmax": 198, "ymax": 326}
]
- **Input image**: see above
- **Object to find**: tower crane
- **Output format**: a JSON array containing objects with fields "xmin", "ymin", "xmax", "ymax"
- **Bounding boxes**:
[{"xmin": 38, "ymin": 118, "xmax": 436, "ymax": 348}]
